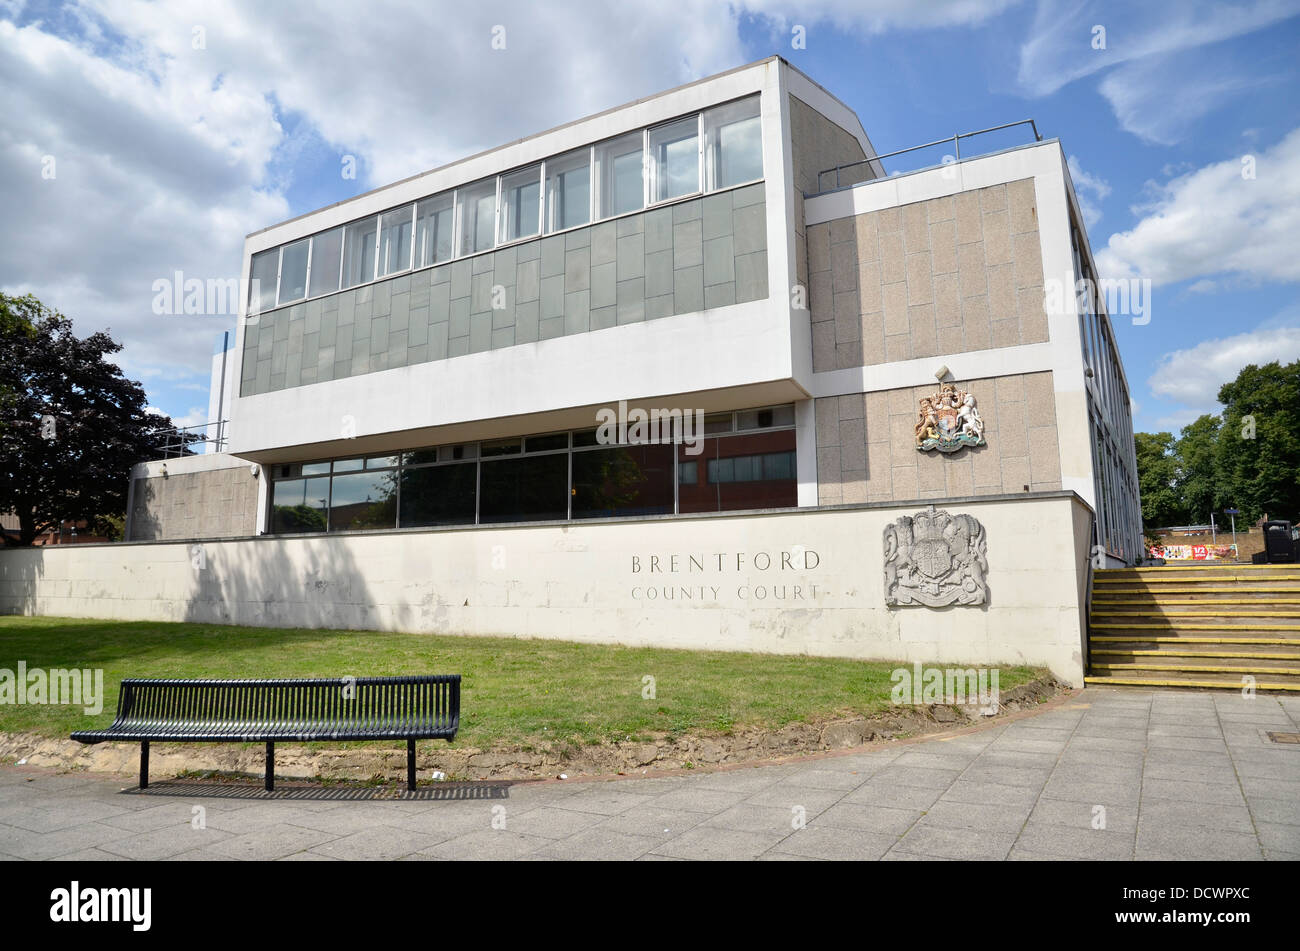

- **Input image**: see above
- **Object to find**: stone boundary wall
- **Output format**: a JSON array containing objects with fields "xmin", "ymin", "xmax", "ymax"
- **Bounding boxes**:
[{"xmin": 1, "ymin": 492, "xmax": 1094, "ymax": 685}]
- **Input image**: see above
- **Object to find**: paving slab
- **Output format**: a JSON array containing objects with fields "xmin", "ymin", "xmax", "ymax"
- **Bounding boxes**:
[{"xmin": 2, "ymin": 688, "xmax": 1291, "ymax": 861}]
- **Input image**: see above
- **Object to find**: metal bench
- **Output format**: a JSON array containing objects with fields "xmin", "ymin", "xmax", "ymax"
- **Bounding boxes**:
[{"xmin": 70, "ymin": 675, "xmax": 460, "ymax": 792}]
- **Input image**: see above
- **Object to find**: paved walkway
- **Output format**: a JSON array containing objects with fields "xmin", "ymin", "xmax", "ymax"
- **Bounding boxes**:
[{"xmin": 1, "ymin": 689, "xmax": 1297, "ymax": 861}]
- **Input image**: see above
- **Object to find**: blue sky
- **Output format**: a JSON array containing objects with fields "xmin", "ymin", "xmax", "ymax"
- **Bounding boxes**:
[{"xmin": 3, "ymin": 0, "xmax": 1299, "ymax": 436}]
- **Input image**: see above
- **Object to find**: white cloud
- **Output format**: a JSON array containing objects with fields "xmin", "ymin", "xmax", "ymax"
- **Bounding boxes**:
[
  {"xmin": 1017, "ymin": 0, "xmax": 1300, "ymax": 146},
  {"xmin": 742, "ymin": 0, "xmax": 1022, "ymax": 33},
  {"xmin": 1095, "ymin": 127, "xmax": 1300, "ymax": 286},
  {"xmin": 1098, "ymin": 51, "xmax": 1276, "ymax": 146},
  {"xmin": 0, "ymin": 0, "xmax": 747, "ymax": 403},
  {"xmin": 0, "ymin": 0, "xmax": 1039, "ymax": 421},
  {"xmin": 1148, "ymin": 325, "xmax": 1300, "ymax": 421},
  {"xmin": 1067, "ymin": 154, "xmax": 1110, "ymax": 226},
  {"xmin": 1016, "ymin": 0, "xmax": 1300, "ymax": 97}
]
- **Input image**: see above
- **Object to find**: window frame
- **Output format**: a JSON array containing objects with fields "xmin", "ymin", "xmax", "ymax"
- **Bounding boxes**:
[
  {"xmin": 247, "ymin": 95, "xmax": 764, "ymax": 313},
  {"xmin": 263, "ymin": 403, "xmax": 796, "ymax": 535}
]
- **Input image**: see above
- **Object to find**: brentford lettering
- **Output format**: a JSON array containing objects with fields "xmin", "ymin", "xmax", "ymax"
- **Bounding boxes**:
[{"xmin": 631, "ymin": 550, "xmax": 819, "ymax": 572}]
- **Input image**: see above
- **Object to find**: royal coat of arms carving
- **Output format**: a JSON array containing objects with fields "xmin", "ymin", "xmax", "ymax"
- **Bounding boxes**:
[
  {"xmin": 883, "ymin": 505, "xmax": 989, "ymax": 606},
  {"xmin": 914, "ymin": 383, "xmax": 985, "ymax": 453}
]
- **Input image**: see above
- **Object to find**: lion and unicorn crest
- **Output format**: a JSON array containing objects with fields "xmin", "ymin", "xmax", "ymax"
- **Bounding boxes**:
[{"xmin": 914, "ymin": 382, "xmax": 985, "ymax": 453}]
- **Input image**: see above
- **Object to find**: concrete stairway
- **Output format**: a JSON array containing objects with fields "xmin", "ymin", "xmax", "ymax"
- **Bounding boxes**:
[{"xmin": 1086, "ymin": 564, "xmax": 1300, "ymax": 691}]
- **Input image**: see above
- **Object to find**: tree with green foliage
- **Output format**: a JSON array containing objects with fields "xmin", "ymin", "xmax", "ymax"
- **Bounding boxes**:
[
  {"xmin": 1173, "ymin": 413, "xmax": 1221, "ymax": 525},
  {"xmin": 1133, "ymin": 358, "xmax": 1300, "ymax": 530},
  {"xmin": 0, "ymin": 293, "xmax": 187, "ymax": 546},
  {"xmin": 1213, "ymin": 359, "xmax": 1300, "ymax": 524},
  {"xmin": 0, "ymin": 295, "xmax": 36, "ymax": 429},
  {"xmin": 1134, "ymin": 431, "xmax": 1182, "ymax": 527}
]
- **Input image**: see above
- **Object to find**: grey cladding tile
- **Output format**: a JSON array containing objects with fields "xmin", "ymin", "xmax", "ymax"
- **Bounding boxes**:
[
  {"xmin": 733, "ymin": 202, "xmax": 766, "ymax": 255},
  {"xmin": 540, "ymin": 235, "xmax": 566, "ymax": 278},
  {"xmin": 617, "ymin": 233, "xmax": 644, "ymax": 281},
  {"xmin": 673, "ymin": 218, "xmax": 703, "ymax": 269}
]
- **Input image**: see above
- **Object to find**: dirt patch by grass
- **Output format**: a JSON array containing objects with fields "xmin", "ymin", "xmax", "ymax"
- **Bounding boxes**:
[{"xmin": 0, "ymin": 677, "xmax": 1066, "ymax": 784}]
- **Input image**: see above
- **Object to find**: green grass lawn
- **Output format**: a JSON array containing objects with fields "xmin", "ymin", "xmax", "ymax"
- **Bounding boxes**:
[{"xmin": 0, "ymin": 616, "xmax": 1042, "ymax": 750}]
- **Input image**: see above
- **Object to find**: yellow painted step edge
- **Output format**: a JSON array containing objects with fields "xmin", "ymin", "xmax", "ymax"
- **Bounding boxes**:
[
  {"xmin": 1091, "ymin": 664, "xmax": 1300, "ymax": 675},
  {"xmin": 1089, "ymin": 636, "xmax": 1294, "ymax": 644},
  {"xmin": 1092, "ymin": 611, "xmax": 1300, "ymax": 618},
  {"xmin": 1092, "ymin": 599, "xmax": 1300, "ymax": 605},
  {"xmin": 1091, "ymin": 622, "xmax": 1300, "ymax": 631},
  {"xmin": 1097, "ymin": 564, "xmax": 1300, "ymax": 571},
  {"xmin": 1083, "ymin": 677, "xmax": 1300, "ymax": 691},
  {"xmin": 1091, "ymin": 650, "xmax": 1298, "ymax": 660}
]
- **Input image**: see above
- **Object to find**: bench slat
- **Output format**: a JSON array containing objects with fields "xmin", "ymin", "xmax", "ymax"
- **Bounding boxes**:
[{"xmin": 71, "ymin": 675, "xmax": 461, "ymax": 744}]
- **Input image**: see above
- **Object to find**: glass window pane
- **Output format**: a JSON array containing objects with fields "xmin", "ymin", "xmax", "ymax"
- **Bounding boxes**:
[
  {"xmin": 328, "ymin": 470, "xmax": 397, "ymax": 531},
  {"xmin": 332, "ymin": 457, "xmax": 364, "ymax": 473},
  {"xmin": 278, "ymin": 239, "xmax": 309, "ymax": 304},
  {"xmin": 703, "ymin": 412, "xmax": 733, "ymax": 434},
  {"xmin": 399, "ymin": 461, "xmax": 477, "ymax": 527},
  {"xmin": 481, "ymin": 437, "xmax": 521, "ymax": 457},
  {"xmin": 301, "ymin": 462, "xmax": 331, "ymax": 476},
  {"xmin": 457, "ymin": 179, "xmax": 497, "ymax": 256},
  {"xmin": 525, "ymin": 432, "xmax": 568, "ymax": 453},
  {"xmin": 710, "ymin": 457, "xmax": 735, "ymax": 483},
  {"xmin": 500, "ymin": 165, "xmax": 541, "ymax": 242},
  {"xmin": 572, "ymin": 444, "xmax": 673, "ymax": 519},
  {"xmin": 415, "ymin": 194, "xmax": 454, "ymax": 267},
  {"xmin": 270, "ymin": 476, "xmax": 329, "ymax": 533},
  {"xmin": 705, "ymin": 96, "xmax": 762, "ymax": 190},
  {"xmin": 403, "ymin": 447, "xmax": 439, "ymax": 467},
  {"xmin": 479, "ymin": 454, "xmax": 568, "ymax": 523},
  {"xmin": 308, "ymin": 228, "xmax": 343, "ymax": 297},
  {"xmin": 595, "ymin": 133, "xmax": 644, "ymax": 219},
  {"xmin": 737, "ymin": 404, "xmax": 795, "ymax": 431},
  {"xmin": 366, "ymin": 455, "xmax": 399, "ymax": 469},
  {"xmin": 679, "ymin": 430, "xmax": 796, "ymax": 513},
  {"xmin": 439, "ymin": 443, "xmax": 476, "ymax": 462},
  {"xmin": 342, "ymin": 217, "xmax": 377, "ymax": 288},
  {"xmin": 378, "ymin": 205, "xmax": 414, "ymax": 277},
  {"xmin": 249, "ymin": 249, "xmax": 279, "ymax": 315},
  {"xmin": 649, "ymin": 116, "xmax": 699, "ymax": 202},
  {"xmin": 677, "ymin": 460, "xmax": 698, "ymax": 485},
  {"xmin": 545, "ymin": 149, "xmax": 590, "ymax": 232}
]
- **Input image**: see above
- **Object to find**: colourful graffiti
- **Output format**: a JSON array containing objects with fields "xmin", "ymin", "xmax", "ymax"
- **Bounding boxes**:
[{"xmin": 1148, "ymin": 544, "xmax": 1239, "ymax": 561}]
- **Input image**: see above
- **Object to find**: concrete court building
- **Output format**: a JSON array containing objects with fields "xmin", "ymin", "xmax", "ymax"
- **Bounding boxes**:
[{"xmin": 2, "ymin": 57, "xmax": 1142, "ymax": 686}]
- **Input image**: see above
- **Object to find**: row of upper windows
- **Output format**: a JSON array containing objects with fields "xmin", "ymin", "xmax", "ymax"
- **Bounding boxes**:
[{"xmin": 248, "ymin": 95, "xmax": 763, "ymax": 315}]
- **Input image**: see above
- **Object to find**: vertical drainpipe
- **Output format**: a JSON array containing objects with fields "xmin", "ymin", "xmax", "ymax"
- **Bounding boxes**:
[{"xmin": 215, "ymin": 330, "xmax": 229, "ymax": 452}]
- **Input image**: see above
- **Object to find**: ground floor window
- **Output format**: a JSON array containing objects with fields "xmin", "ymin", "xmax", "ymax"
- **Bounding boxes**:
[{"xmin": 266, "ymin": 403, "xmax": 799, "ymax": 533}]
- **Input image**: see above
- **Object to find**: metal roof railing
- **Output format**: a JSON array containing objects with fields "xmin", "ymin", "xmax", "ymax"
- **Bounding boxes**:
[
  {"xmin": 815, "ymin": 119, "xmax": 1043, "ymax": 194},
  {"xmin": 155, "ymin": 419, "xmax": 228, "ymax": 458}
]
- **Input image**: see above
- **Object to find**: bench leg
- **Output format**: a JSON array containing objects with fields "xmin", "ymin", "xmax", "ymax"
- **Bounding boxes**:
[
  {"xmin": 407, "ymin": 739, "xmax": 416, "ymax": 793},
  {"xmin": 139, "ymin": 741, "xmax": 149, "ymax": 790},
  {"xmin": 265, "ymin": 742, "xmax": 275, "ymax": 792}
]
